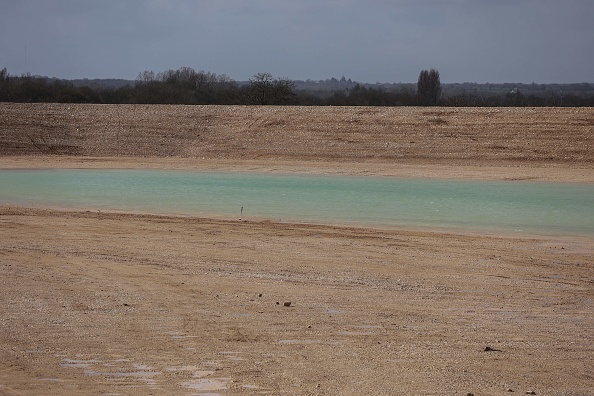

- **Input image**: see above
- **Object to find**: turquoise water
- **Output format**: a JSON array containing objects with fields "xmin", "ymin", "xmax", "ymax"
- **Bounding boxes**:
[{"xmin": 1, "ymin": 169, "xmax": 593, "ymax": 236}]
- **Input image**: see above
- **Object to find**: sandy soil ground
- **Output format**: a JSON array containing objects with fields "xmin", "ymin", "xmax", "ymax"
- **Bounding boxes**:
[{"xmin": 1, "ymin": 104, "xmax": 593, "ymax": 395}]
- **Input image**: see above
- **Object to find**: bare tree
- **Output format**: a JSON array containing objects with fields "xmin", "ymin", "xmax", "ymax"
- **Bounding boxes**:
[
  {"xmin": 417, "ymin": 68, "xmax": 441, "ymax": 106},
  {"xmin": 136, "ymin": 70, "xmax": 155, "ymax": 84},
  {"xmin": 248, "ymin": 72, "xmax": 296, "ymax": 105},
  {"xmin": 248, "ymin": 72, "xmax": 275, "ymax": 105}
]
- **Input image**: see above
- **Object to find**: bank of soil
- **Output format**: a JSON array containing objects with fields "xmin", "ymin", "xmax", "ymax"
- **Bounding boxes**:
[
  {"xmin": 0, "ymin": 104, "xmax": 593, "ymax": 395},
  {"xmin": 1, "ymin": 103, "xmax": 593, "ymax": 164}
]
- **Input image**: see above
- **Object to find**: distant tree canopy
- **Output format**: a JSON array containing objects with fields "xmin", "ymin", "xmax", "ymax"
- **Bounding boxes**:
[
  {"xmin": 247, "ymin": 72, "xmax": 297, "ymax": 105},
  {"xmin": 134, "ymin": 67, "xmax": 238, "ymax": 104},
  {"xmin": 1, "ymin": 66, "xmax": 593, "ymax": 106},
  {"xmin": 417, "ymin": 69, "xmax": 442, "ymax": 106}
]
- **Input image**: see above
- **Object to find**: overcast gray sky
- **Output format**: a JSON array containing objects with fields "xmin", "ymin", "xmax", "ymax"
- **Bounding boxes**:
[{"xmin": 1, "ymin": 0, "xmax": 592, "ymax": 83}]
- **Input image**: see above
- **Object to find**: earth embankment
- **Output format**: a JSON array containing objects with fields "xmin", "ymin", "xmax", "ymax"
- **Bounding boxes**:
[{"xmin": 1, "ymin": 103, "xmax": 593, "ymax": 165}]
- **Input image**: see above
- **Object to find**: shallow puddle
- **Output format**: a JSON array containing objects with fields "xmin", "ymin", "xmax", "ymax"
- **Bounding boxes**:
[
  {"xmin": 278, "ymin": 339, "xmax": 340, "ymax": 345},
  {"xmin": 84, "ymin": 369, "xmax": 161, "ymax": 378},
  {"xmin": 321, "ymin": 308, "xmax": 345, "ymax": 314},
  {"xmin": 193, "ymin": 370, "xmax": 216, "ymax": 378},
  {"xmin": 60, "ymin": 356, "xmax": 162, "ymax": 388},
  {"xmin": 36, "ymin": 378, "xmax": 65, "ymax": 382},
  {"xmin": 338, "ymin": 331, "xmax": 374, "ymax": 336},
  {"xmin": 166, "ymin": 365, "xmax": 202, "ymax": 372},
  {"xmin": 60, "ymin": 359, "xmax": 100, "ymax": 368},
  {"xmin": 182, "ymin": 378, "xmax": 231, "ymax": 391}
]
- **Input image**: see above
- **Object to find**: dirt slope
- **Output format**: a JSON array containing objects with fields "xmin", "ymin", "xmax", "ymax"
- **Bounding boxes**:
[{"xmin": 1, "ymin": 103, "xmax": 593, "ymax": 164}]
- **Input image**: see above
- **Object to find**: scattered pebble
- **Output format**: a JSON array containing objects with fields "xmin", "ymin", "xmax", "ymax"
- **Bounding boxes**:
[
  {"xmin": 526, "ymin": 391, "xmax": 536, "ymax": 395},
  {"xmin": 283, "ymin": 302, "xmax": 292, "ymax": 307}
]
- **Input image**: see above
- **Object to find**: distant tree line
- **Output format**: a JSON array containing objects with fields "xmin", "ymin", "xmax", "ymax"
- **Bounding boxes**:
[
  {"xmin": 1, "ymin": 67, "xmax": 594, "ymax": 106},
  {"xmin": 0, "ymin": 67, "xmax": 297, "ymax": 106}
]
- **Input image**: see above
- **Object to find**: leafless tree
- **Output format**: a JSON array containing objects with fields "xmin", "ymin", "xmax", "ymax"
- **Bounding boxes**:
[
  {"xmin": 248, "ymin": 72, "xmax": 296, "ymax": 105},
  {"xmin": 417, "ymin": 68, "xmax": 441, "ymax": 106}
]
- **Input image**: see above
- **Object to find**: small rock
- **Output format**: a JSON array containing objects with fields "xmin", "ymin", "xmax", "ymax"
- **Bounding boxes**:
[
  {"xmin": 276, "ymin": 301, "xmax": 280, "ymax": 305},
  {"xmin": 283, "ymin": 302, "xmax": 292, "ymax": 307},
  {"xmin": 484, "ymin": 346, "xmax": 501, "ymax": 352},
  {"xmin": 258, "ymin": 293, "xmax": 263, "ymax": 297},
  {"xmin": 526, "ymin": 391, "xmax": 536, "ymax": 395},
  {"xmin": 467, "ymin": 393, "xmax": 474, "ymax": 396},
  {"xmin": 507, "ymin": 388, "xmax": 514, "ymax": 392},
  {"xmin": 307, "ymin": 325, "xmax": 312, "ymax": 329}
]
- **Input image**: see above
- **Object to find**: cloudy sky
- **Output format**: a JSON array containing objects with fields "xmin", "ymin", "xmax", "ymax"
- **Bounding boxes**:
[{"xmin": 1, "ymin": 0, "xmax": 592, "ymax": 83}]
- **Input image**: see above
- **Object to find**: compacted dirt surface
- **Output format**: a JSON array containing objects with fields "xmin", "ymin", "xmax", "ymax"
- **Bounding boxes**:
[{"xmin": 0, "ymin": 103, "xmax": 593, "ymax": 395}]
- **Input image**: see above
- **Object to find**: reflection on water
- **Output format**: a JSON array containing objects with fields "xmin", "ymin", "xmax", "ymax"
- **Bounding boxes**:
[{"xmin": 1, "ymin": 169, "xmax": 593, "ymax": 236}]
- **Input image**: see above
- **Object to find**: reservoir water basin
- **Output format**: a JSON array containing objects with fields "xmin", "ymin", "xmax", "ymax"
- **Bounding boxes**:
[{"xmin": 1, "ymin": 169, "xmax": 593, "ymax": 236}]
